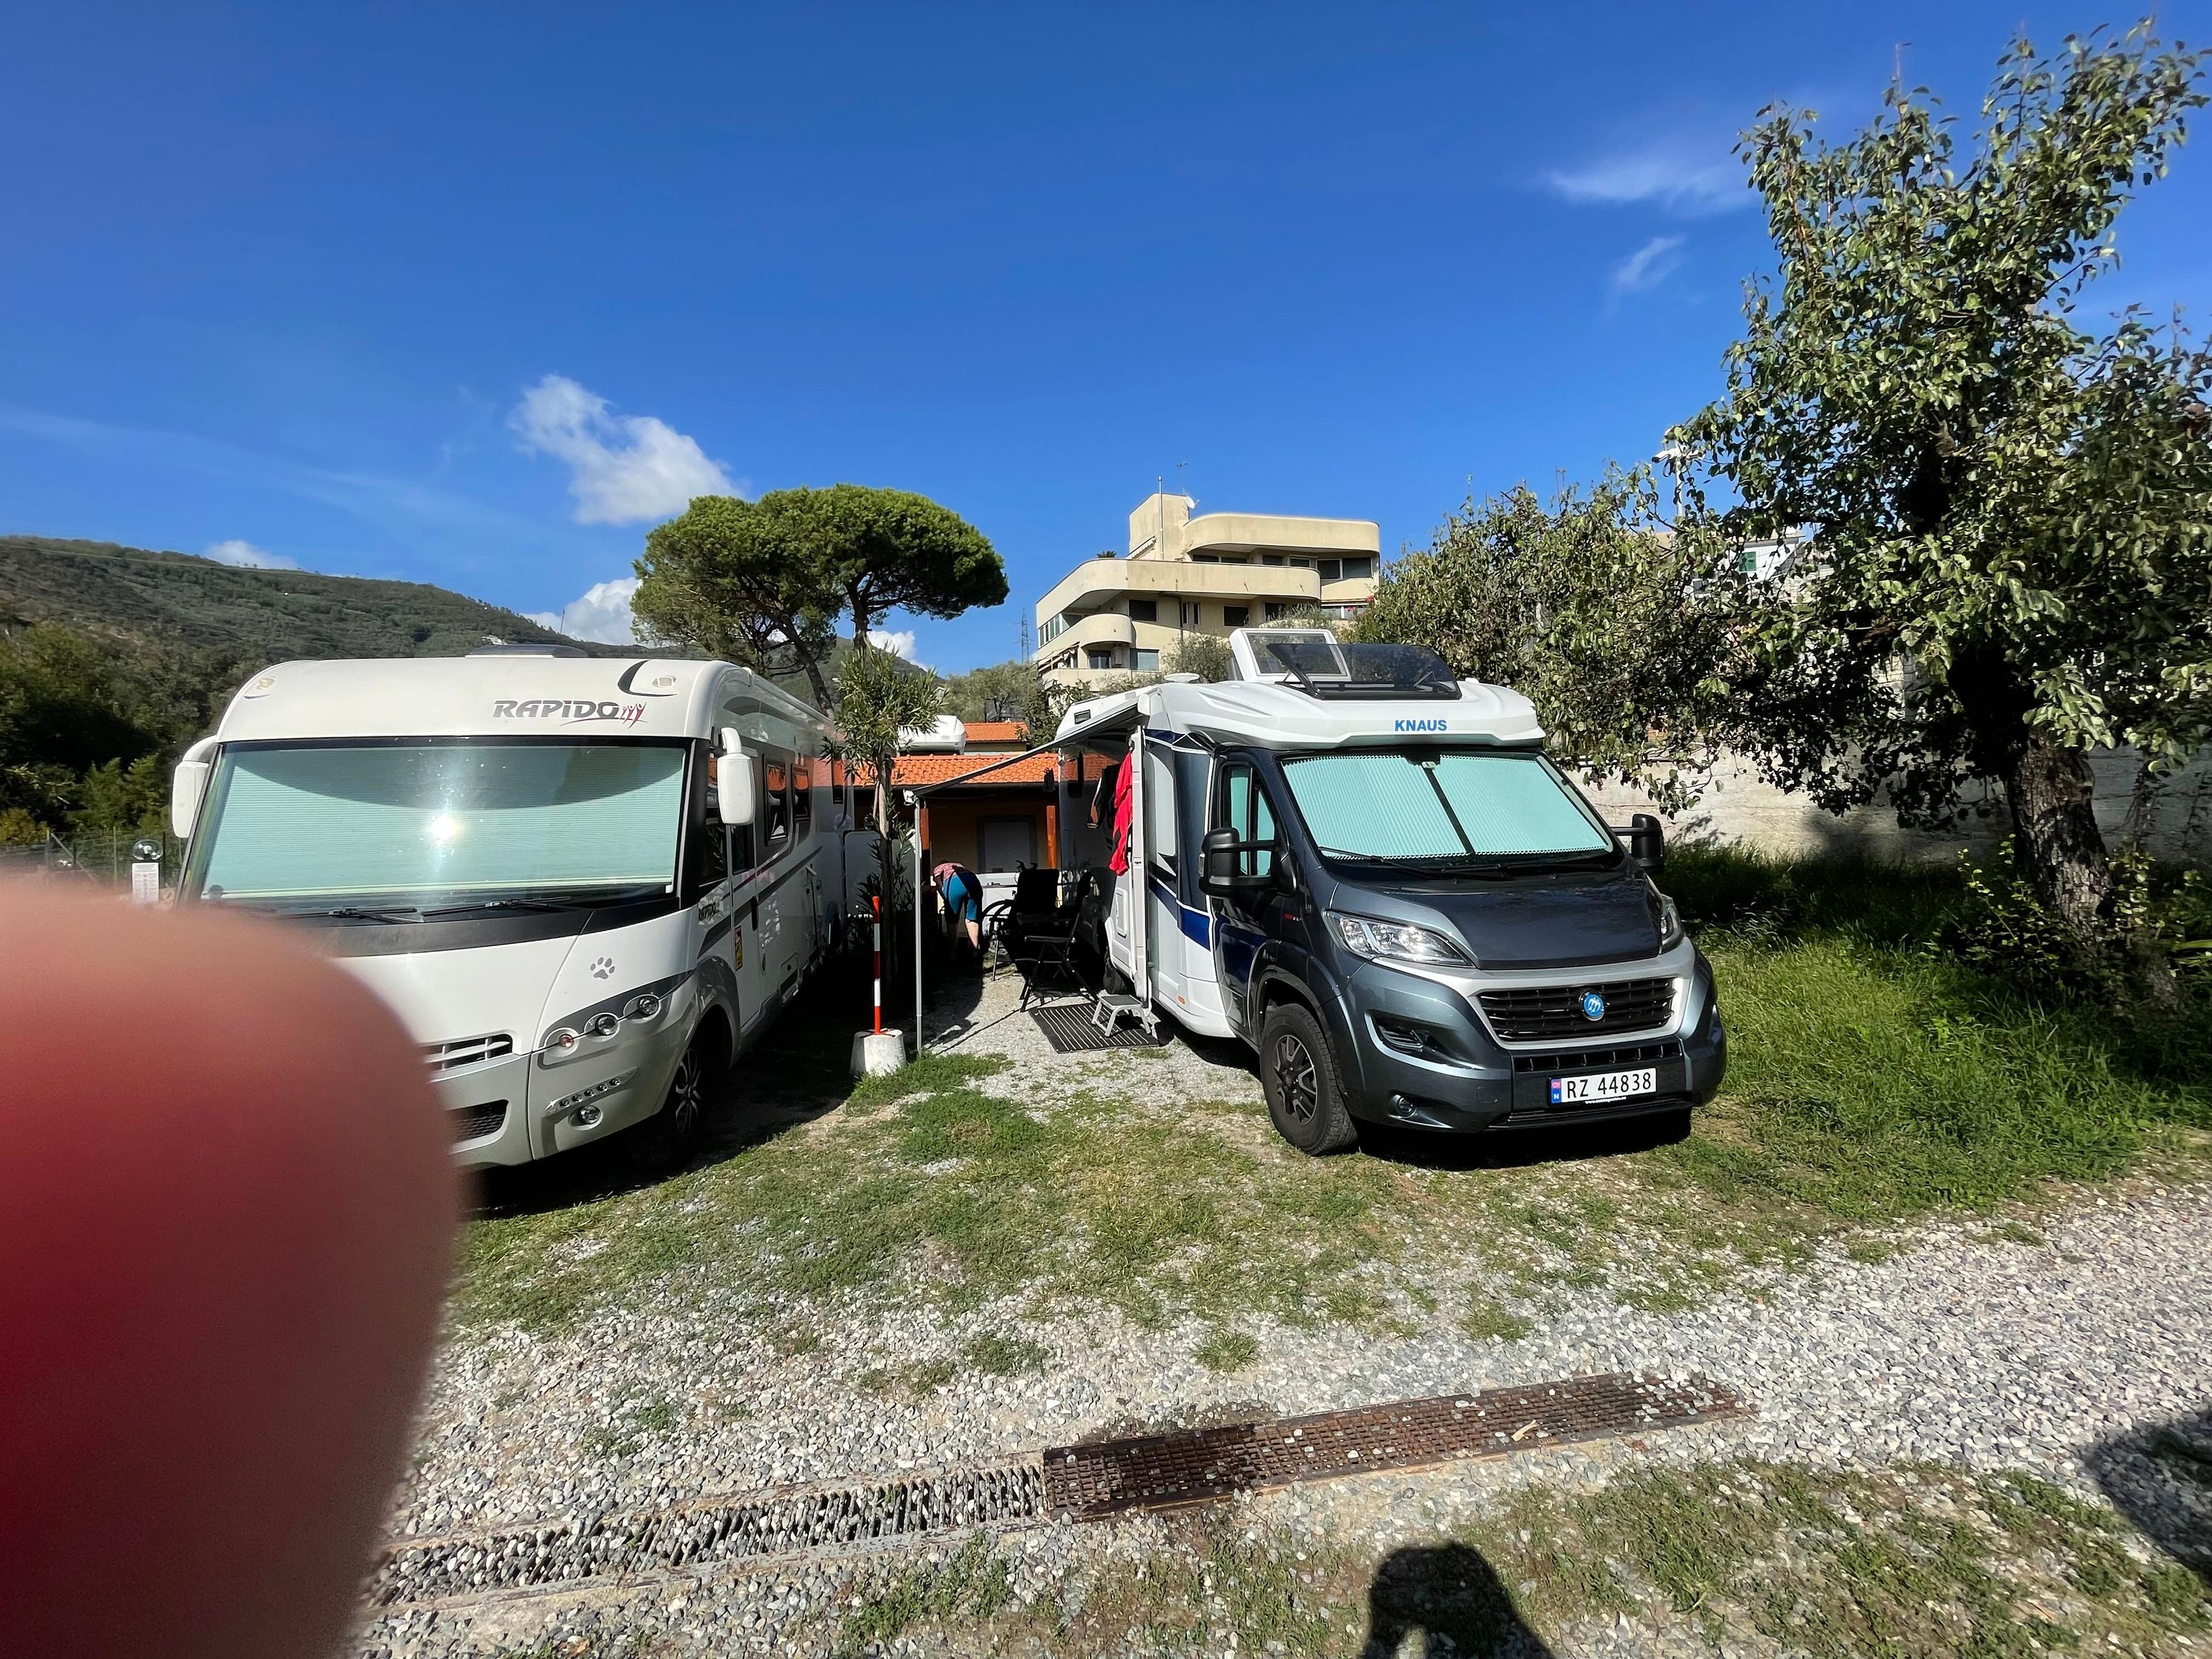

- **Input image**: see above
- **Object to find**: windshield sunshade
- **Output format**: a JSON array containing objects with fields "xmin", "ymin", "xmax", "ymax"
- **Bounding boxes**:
[
  {"xmin": 192, "ymin": 741, "xmax": 687, "ymax": 903},
  {"xmin": 1282, "ymin": 750, "xmax": 1614, "ymax": 863}
]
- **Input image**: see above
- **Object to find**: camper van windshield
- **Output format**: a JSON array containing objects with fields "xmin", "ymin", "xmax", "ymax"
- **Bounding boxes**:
[
  {"xmin": 1281, "ymin": 749, "xmax": 1615, "ymax": 866},
  {"xmin": 185, "ymin": 740, "xmax": 687, "ymax": 911}
]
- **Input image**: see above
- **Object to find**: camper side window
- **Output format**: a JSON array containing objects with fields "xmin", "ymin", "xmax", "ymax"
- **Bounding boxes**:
[
  {"xmin": 1218, "ymin": 764, "xmax": 1277, "ymax": 878},
  {"xmin": 1143, "ymin": 744, "xmax": 1177, "ymax": 876},
  {"xmin": 764, "ymin": 754, "xmax": 791, "ymax": 850},
  {"xmin": 696, "ymin": 751, "xmax": 730, "ymax": 893},
  {"xmin": 792, "ymin": 757, "xmax": 813, "ymax": 834}
]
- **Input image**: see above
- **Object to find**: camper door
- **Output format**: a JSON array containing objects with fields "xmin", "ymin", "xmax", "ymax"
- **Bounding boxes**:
[{"xmin": 1108, "ymin": 729, "xmax": 1147, "ymax": 1000}]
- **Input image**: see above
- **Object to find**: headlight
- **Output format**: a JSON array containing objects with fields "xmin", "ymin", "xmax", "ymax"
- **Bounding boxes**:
[
  {"xmin": 1652, "ymin": 887, "xmax": 1685, "ymax": 949},
  {"xmin": 1328, "ymin": 911, "xmax": 1469, "ymax": 967}
]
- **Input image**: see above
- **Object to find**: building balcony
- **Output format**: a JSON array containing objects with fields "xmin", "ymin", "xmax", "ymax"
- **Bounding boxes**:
[{"xmin": 1035, "ymin": 558, "xmax": 1322, "ymax": 628}]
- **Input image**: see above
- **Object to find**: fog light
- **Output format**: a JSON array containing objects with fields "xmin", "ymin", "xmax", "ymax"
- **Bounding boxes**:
[
  {"xmin": 584, "ymin": 1011, "xmax": 620, "ymax": 1039},
  {"xmin": 546, "ymin": 1069, "xmax": 637, "ymax": 1122},
  {"xmin": 623, "ymin": 991, "xmax": 663, "ymax": 1021},
  {"xmin": 572, "ymin": 1103, "xmax": 603, "ymax": 1129}
]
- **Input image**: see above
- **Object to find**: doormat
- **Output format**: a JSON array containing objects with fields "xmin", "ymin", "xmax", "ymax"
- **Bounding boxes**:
[{"xmin": 1028, "ymin": 998, "xmax": 1171, "ymax": 1053}]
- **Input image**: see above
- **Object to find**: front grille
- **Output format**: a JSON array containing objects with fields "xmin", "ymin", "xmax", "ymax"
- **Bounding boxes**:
[
  {"xmin": 446, "ymin": 1101, "xmax": 507, "ymax": 1143},
  {"xmin": 1478, "ymin": 976, "xmax": 1675, "ymax": 1041},
  {"xmin": 1512, "ymin": 1038, "xmax": 1683, "ymax": 1075},
  {"xmin": 422, "ymin": 1033, "xmax": 513, "ymax": 1074}
]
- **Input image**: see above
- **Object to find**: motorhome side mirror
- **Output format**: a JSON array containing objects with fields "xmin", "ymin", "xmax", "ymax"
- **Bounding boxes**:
[
  {"xmin": 1199, "ymin": 827, "xmax": 1241, "ymax": 896},
  {"xmin": 1628, "ymin": 812, "xmax": 1665, "ymax": 873},
  {"xmin": 170, "ymin": 758, "xmax": 210, "ymax": 840},
  {"xmin": 716, "ymin": 729, "xmax": 756, "ymax": 827}
]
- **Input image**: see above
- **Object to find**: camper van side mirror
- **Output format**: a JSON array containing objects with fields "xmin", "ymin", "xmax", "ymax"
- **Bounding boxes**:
[
  {"xmin": 716, "ymin": 729, "xmax": 756, "ymax": 827},
  {"xmin": 170, "ymin": 757, "xmax": 211, "ymax": 840},
  {"xmin": 1627, "ymin": 812, "xmax": 1665, "ymax": 873},
  {"xmin": 1200, "ymin": 828, "xmax": 1241, "ymax": 896}
]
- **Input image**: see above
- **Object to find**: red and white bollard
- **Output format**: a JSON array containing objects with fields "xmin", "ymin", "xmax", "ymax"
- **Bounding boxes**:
[{"xmin": 851, "ymin": 891, "xmax": 904, "ymax": 1077}]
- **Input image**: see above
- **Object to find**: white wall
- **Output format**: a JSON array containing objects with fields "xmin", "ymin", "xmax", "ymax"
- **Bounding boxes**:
[{"xmin": 1577, "ymin": 748, "xmax": 2212, "ymax": 864}]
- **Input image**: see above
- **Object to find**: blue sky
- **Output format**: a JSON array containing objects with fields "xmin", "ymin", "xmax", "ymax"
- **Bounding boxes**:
[{"xmin": 5, "ymin": 3, "xmax": 2209, "ymax": 672}]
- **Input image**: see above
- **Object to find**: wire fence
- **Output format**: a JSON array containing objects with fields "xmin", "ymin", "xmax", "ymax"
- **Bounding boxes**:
[{"xmin": 0, "ymin": 828, "xmax": 188, "ymax": 893}]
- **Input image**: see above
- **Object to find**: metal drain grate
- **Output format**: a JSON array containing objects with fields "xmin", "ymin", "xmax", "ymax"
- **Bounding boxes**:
[
  {"xmin": 1029, "ymin": 1000, "xmax": 1171, "ymax": 1053},
  {"xmin": 370, "ymin": 1458, "xmax": 1045, "ymax": 1607},
  {"xmin": 370, "ymin": 1373, "xmax": 1744, "ymax": 1608},
  {"xmin": 1043, "ymin": 1372, "xmax": 1741, "ymax": 1520}
]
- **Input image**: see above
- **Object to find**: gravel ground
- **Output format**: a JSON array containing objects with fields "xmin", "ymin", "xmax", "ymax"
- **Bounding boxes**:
[{"xmin": 358, "ymin": 974, "xmax": 2212, "ymax": 1657}]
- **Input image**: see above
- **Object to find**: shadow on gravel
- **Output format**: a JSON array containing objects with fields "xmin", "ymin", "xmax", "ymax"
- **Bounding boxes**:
[
  {"xmin": 2088, "ymin": 1403, "xmax": 2212, "ymax": 1587},
  {"xmin": 470, "ymin": 954, "xmax": 982, "ymax": 1222},
  {"xmin": 1354, "ymin": 1107, "xmax": 1694, "ymax": 1173},
  {"xmin": 1359, "ymin": 1541, "xmax": 1556, "ymax": 1658}
]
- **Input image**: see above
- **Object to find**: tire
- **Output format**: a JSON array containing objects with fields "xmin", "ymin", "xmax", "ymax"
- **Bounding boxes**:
[
  {"xmin": 1258, "ymin": 999, "xmax": 1358, "ymax": 1156},
  {"xmin": 647, "ymin": 1032, "xmax": 719, "ymax": 1168}
]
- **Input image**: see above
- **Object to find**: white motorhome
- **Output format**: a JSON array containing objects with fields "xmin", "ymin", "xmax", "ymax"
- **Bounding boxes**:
[
  {"xmin": 1047, "ymin": 628, "xmax": 1726, "ymax": 1153},
  {"xmin": 170, "ymin": 647, "xmax": 853, "ymax": 1166}
]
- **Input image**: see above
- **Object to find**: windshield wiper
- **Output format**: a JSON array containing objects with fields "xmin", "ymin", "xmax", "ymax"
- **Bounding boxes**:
[
  {"xmin": 318, "ymin": 904, "xmax": 426, "ymax": 923},
  {"xmin": 419, "ymin": 897, "xmax": 569, "ymax": 919}
]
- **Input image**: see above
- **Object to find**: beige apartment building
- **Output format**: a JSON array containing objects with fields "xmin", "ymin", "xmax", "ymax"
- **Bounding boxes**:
[{"xmin": 1032, "ymin": 491, "xmax": 1380, "ymax": 685}]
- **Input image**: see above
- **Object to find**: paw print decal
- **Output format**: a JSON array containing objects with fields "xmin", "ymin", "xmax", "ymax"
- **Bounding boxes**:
[{"xmin": 589, "ymin": 956, "xmax": 616, "ymax": 979}]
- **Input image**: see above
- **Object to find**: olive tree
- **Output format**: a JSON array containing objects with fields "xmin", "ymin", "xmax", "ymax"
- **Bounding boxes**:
[
  {"xmin": 1673, "ymin": 24, "xmax": 2212, "ymax": 982},
  {"xmin": 1353, "ymin": 468, "xmax": 1748, "ymax": 812}
]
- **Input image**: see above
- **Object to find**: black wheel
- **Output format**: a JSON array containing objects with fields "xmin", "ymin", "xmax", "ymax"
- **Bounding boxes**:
[
  {"xmin": 1258, "ymin": 1001, "xmax": 1358, "ymax": 1155},
  {"xmin": 647, "ymin": 1033, "xmax": 719, "ymax": 1168}
]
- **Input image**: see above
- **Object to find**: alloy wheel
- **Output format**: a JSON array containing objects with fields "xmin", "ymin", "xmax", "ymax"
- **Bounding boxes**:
[
  {"xmin": 1272, "ymin": 1033, "xmax": 1317, "ymax": 1124},
  {"xmin": 667, "ymin": 1048, "xmax": 704, "ymax": 1141}
]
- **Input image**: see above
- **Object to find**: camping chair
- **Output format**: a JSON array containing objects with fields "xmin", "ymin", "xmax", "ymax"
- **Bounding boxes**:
[{"xmin": 998, "ymin": 866, "xmax": 1081, "ymax": 1009}]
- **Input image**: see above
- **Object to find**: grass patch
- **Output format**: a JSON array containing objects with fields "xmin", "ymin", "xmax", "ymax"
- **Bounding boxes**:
[
  {"xmin": 458, "ymin": 1052, "xmax": 1408, "ymax": 1342},
  {"xmin": 1194, "ymin": 1329, "xmax": 1260, "ymax": 1372},
  {"xmin": 872, "ymin": 1460, "xmax": 2208, "ymax": 1657},
  {"xmin": 962, "ymin": 1331, "xmax": 1049, "ymax": 1376},
  {"xmin": 1457, "ymin": 1297, "xmax": 1533, "ymax": 1343},
  {"xmin": 579, "ymin": 1393, "xmax": 677, "ymax": 1461},
  {"xmin": 835, "ymin": 1534, "xmax": 1011, "ymax": 1658}
]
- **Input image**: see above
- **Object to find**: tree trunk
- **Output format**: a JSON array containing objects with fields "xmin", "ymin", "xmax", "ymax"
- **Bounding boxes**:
[
  {"xmin": 794, "ymin": 646, "xmax": 833, "ymax": 713},
  {"xmin": 2003, "ymin": 731, "xmax": 2115, "ymax": 940},
  {"xmin": 2001, "ymin": 732, "xmax": 2180, "ymax": 1009}
]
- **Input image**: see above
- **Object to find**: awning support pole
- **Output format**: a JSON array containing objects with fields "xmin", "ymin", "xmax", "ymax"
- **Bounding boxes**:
[{"xmin": 911, "ymin": 808, "xmax": 924, "ymax": 1056}]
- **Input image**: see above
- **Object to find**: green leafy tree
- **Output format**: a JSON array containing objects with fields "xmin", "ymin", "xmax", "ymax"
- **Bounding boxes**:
[
  {"xmin": 944, "ymin": 659, "xmax": 1061, "ymax": 741},
  {"xmin": 632, "ymin": 495, "xmax": 843, "ymax": 708},
  {"xmin": 1161, "ymin": 632, "xmax": 1233, "ymax": 682},
  {"xmin": 835, "ymin": 646, "xmax": 948, "ymax": 923},
  {"xmin": 634, "ymin": 486, "xmax": 1005, "ymax": 710},
  {"xmin": 1673, "ymin": 24, "xmax": 2212, "ymax": 989},
  {"xmin": 1353, "ymin": 468, "xmax": 1748, "ymax": 812}
]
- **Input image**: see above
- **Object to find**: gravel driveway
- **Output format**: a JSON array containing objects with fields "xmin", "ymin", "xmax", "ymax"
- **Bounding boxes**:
[{"xmin": 359, "ymin": 974, "xmax": 2212, "ymax": 1657}]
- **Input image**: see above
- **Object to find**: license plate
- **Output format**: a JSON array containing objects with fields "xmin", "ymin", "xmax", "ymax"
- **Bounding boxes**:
[{"xmin": 1550, "ymin": 1067, "xmax": 1657, "ymax": 1105}]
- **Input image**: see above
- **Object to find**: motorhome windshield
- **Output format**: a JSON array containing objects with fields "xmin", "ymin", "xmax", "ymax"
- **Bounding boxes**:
[
  {"xmin": 1281, "ymin": 749, "xmax": 1615, "ymax": 867},
  {"xmin": 184, "ymin": 739, "xmax": 688, "ymax": 912}
]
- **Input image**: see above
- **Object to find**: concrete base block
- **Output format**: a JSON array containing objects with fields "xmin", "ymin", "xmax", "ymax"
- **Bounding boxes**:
[{"xmin": 851, "ymin": 1030, "xmax": 907, "ymax": 1078}]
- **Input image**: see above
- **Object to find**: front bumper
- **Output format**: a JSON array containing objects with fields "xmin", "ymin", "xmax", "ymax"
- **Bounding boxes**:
[{"xmin": 1324, "ymin": 953, "xmax": 1728, "ymax": 1134}]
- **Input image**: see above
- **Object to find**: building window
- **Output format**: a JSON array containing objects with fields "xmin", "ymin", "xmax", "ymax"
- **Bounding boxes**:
[
  {"xmin": 1128, "ymin": 598, "xmax": 1158, "ymax": 623},
  {"xmin": 1264, "ymin": 603, "xmax": 1287, "ymax": 622},
  {"xmin": 1191, "ymin": 552, "xmax": 1218, "ymax": 563},
  {"xmin": 1132, "ymin": 649, "xmax": 1159, "ymax": 672},
  {"xmin": 1179, "ymin": 601, "xmax": 1201, "ymax": 627},
  {"xmin": 1224, "ymin": 605, "xmax": 1249, "ymax": 627},
  {"xmin": 1289, "ymin": 557, "xmax": 1312, "ymax": 568},
  {"xmin": 1040, "ymin": 612, "xmax": 1068, "ymax": 644},
  {"xmin": 1319, "ymin": 555, "xmax": 1372, "ymax": 582},
  {"xmin": 1260, "ymin": 554, "xmax": 1285, "ymax": 566},
  {"xmin": 1086, "ymin": 648, "xmax": 1115, "ymax": 671}
]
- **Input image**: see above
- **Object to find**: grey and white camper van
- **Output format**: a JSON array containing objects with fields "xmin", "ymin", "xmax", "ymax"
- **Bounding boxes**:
[
  {"xmin": 169, "ymin": 648, "xmax": 854, "ymax": 1166},
  {"xmin": 1055, "ymin": 628, "xmax": 1726, "ymax": 1153}
]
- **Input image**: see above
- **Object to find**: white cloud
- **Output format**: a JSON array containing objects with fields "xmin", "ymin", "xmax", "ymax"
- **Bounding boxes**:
[
  {"xmin": 531, "ymin": 576, "xmax": 642, "ymax": 645},
  {"xmin": 1610, "ymin": 234, "xmax": 1688, "ymax": 296},
  {"xmin": 869, "ymin": 628, "xmax": 929, "ymax": 668},
  {"xmin": 1546, "ymin": 147, "xmax": 1746, "ymax": 215},
  {"xmin": 203, "ymin": 537, "xmax": 299, "ymax": 570},
  {"xmin": 509, "ymin": 374, "xmax": 734, "ymax": 525}
]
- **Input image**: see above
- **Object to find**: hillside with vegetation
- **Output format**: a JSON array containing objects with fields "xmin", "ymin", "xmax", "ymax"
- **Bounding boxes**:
[
  {"xmin": 0, "ymin": 535, "xmax": 612, "ymax": 662},
  {"xmin": 0, "ymin": 535, "xmax": 617, "ymax": 847}
]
